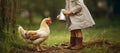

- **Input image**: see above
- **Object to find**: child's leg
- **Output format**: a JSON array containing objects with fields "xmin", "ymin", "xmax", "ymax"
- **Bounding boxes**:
[
  {"xmin": 71, "ymin": 29, "xmax": 83, "ymax": 50},
  {"xmin": 70, "ymin": 30, "xmax": 76, "ymax": 47},
  {"xmin": 76, "ymin": 29, "xmax": 82, "ymax": 38}
]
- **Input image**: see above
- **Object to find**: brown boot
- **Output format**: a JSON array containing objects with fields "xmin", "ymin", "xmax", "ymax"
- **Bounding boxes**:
[
  {"xmin": 71, "ymin": 37, "xmax": 83, "ymax": 50},
  {"xmin": 64, "ymin": 37, "xmax": 76, "ymax": 49}
]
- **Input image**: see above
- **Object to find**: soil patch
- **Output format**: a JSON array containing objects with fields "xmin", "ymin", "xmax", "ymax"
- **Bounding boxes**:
[{"xmin": 10, "ymin": 41, "xmax": 120, "ymax": 53}]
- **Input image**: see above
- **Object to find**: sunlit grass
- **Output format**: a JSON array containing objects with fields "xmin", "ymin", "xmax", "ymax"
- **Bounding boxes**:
[{"xmin": 0, "ymin": 16, "xmax": 120, "ymax": 53}]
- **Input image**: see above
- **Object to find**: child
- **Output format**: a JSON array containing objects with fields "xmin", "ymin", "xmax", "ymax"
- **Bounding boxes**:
[{"xmin": 58, "ymin": 0, "xmax": 95, "ymax": 50}]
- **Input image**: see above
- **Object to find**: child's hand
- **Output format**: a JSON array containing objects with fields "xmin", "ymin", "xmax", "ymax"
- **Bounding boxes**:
[{"xmin": 63, "ymin": 9, "xmax": 72, "ymax": 15}]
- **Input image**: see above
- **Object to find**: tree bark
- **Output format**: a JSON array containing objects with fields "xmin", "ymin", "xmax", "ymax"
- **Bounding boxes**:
[
  {"xmin": 11, "ymin": 0, "xmax": 16, "ymax": 33},
  {"xmin": 1, "ymin": 0, "xmax": 7, "ymax": 30}
]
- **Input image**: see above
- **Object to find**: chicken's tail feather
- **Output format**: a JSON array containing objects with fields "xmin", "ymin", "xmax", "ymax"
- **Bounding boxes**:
[{"xmin": 18, "ymin": 25, "xmax": 26, "ymax": 38}]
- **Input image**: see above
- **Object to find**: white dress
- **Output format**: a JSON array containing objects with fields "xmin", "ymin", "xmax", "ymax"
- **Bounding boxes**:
[{"xmin": 65, "ymin": 0, "xmax": 95, "ymax": 31}]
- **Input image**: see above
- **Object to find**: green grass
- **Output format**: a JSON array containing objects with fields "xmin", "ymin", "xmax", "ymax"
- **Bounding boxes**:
[
  {"xmin": 83, "ymin": 27, "xmax": 120, "ymax": 42},
  {"xmin": 0, "ymin": 32, "xmax": 27, "ymax": 53},
  {"xmin": 0, "ymin": 16, "xmax": 120, "ymax": 53}
]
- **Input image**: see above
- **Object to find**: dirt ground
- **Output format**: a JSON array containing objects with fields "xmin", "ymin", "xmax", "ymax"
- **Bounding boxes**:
[{"xmin": 10, "ymin": 41, "xmax": 120, "ymax": 53}]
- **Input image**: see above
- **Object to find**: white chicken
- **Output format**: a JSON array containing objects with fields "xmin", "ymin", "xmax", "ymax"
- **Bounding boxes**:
[{"xmin": 18, "ymin": 17, "xmax": 52, "ymax": 51}]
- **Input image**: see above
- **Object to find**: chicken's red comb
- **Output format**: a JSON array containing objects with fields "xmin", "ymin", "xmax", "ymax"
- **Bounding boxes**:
[{"xmin": 47, "ymin": 17, "xmax": 52, "ymax": 20}]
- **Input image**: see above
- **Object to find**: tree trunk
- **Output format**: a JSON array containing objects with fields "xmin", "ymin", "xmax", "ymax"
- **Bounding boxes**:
[
  {"xmin": 11, "ymin": 0, "xmax": 16, "ymax": 33},
  {"xmin": 1, "ymin": 0, "xmax": 7, "ymax": 30},
  {"xmin": 6, "ymin": 0, "xmax": 11, "ymax": 31}
]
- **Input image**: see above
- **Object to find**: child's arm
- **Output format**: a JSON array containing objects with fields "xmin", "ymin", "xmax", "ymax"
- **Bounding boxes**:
[
  {"xmin": 70, "ymin": 0, "xmax": 82, "ymax": 14},
  {"xmin": 63, "ymin": 10, "xmax": 73, "ymax": 15}
]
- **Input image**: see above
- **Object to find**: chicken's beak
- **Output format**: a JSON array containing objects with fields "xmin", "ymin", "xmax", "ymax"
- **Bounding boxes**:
[{"xmin": 49, "ymin": 20, "xmax": 52, "ymax": 25}]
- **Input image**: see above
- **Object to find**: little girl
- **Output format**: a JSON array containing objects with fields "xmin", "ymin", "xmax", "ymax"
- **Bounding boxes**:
[{"xmin": 58, "ymin": 0, "xmax": 95, "ymax": 50}]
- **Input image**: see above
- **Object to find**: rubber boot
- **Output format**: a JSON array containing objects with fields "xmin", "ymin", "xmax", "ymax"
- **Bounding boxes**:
[
  {"xmin": 71, "ymin": 37, "xmax": 83, "ymax": 50},
  {"xmin": 64, "ymin": 37, "xmax": 76, "ymax": 49}
]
